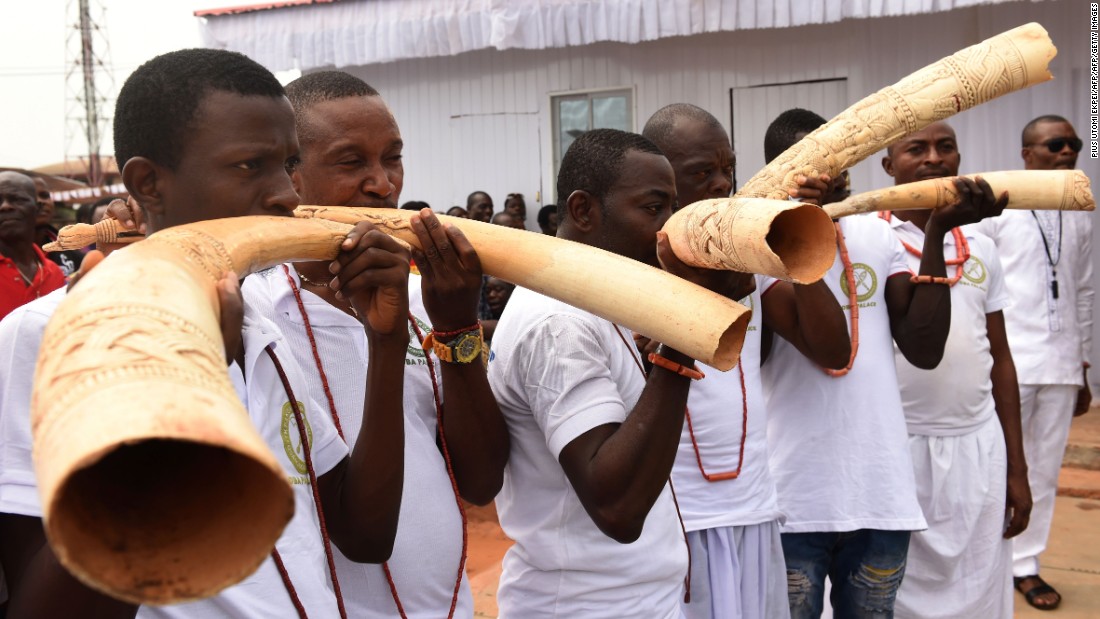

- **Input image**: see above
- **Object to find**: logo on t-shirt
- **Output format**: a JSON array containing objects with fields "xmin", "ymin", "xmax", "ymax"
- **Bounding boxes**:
[
  {"xmin": 740, "ymin": 293, "xmax": 755, "ymax": 311},
  {"xmin": 281, "ymin": 400, "xmax": 315, "ymax": 476},
  {"xmin": 406, "ymin": 314, "xmax": 432, "ymax": 366},
  {"xmin": 839, "ymin": 263, "xmax": 877, "ymax": 303},
  {"xmin": 961, "ymin": 256, "xmax": 987, "ymax": 285}
]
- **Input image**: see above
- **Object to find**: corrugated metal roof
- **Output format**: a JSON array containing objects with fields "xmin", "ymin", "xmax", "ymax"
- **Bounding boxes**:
[
  {"xmin": 0, "ymin": 169, "xmax": 87, "ymax": 192},
  {"xmin": 194, "ymin": 0, "xmax": 337, "ymax": 18}
]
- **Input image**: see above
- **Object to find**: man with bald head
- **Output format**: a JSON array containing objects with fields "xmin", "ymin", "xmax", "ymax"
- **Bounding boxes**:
[
  {"xmin": 881, "ymin": 121, "xmax": 1026, "ymax": 618},
  {"xmin": 643, "ymin": 103, "xmax": 851, "ymax": 619},
  {"xmin": 0, "ymin": 172, "xmax": 65, "ymax": 320},
  {"xmin": 973, "ymin": 115, "xmax": 1093, "ymax": 611},
  {"xmin": 490, "ymin": 211, "xmax": 525, "ymax": 230}
]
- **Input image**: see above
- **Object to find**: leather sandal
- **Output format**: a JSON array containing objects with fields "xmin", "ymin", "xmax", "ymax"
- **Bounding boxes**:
[{"xmin": 1014, "ymin": 575, "xmax": 1062, "ymax": 611}]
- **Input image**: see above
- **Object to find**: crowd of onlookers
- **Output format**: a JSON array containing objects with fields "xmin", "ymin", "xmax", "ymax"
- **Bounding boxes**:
[{"xmin": 405, "ymin": 190, "xmax": 560, "ymax": 237}]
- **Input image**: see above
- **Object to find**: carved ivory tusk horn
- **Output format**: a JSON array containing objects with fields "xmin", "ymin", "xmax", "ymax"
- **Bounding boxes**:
[
  {"xmin": 293, "ymin": 206, "xmax": 751, "ymax": 370},
  {"xmin": 823, "ymin": 170, "xmax": 1096, "ymax": 219},
  {"xmin": 44, "ymin": 210, "xmax": 751, "ymax": 368},
  {"xmin": 43, "ymin": 217, "xmax": 133, "ymax": 252},
  {"xmin": 46, "ymin": 201, "xmax": 839, "ymax": 284},
  {"xmin": 35, "ymin": 212, "xmax": 750, "ymax": 602},
  {"xmin": 33, "ymin": 216, "xmax": 352, "ymax": 604},
  {"xmin": 738, "ymin": 22, "xmax": 1057, "ymax": 199},
  {"xmin": 660, "ymin": 198, "xmax": 837, "ymax": 284}
]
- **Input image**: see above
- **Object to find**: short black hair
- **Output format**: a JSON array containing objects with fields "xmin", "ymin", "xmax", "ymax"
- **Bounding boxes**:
[
  {"xmin": 285, "ymin": 71, "xmax": 380, "ymax": 143},
  {"xmin": 113, "ymin": 48, "xmax": 285, "ymax": 169},
  {"xmin": 556, "ymin": 128, "xmax": 664, "ymax": 218},
  {"xmin": 467, "ymin": 191, "xmax": 491, "ymax": 207},
  {"xmin": 537, "ymin": 204, "xmax": 556, "ymax": 228},
  {"xmin": 1022, "ymin": 114, "xmax": 1072, "ymax": 146},
  {"xmin": 764, "ymin": 108, "xmax": 826, "ymax": 164},
  {"xmin": 642, "ymin": 103, "xmax": 724, "ymax": 151}
]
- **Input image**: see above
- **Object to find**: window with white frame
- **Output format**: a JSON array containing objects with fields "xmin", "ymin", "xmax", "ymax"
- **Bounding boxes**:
[{"xmin": 551, "ymin": 88, "xmax": 634, "ymax": 191}]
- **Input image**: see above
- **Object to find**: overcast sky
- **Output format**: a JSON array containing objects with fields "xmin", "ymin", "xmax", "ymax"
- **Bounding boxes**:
[{"xmin": 0, "ymin": 0, "xmax": 231, "ymax": 171}]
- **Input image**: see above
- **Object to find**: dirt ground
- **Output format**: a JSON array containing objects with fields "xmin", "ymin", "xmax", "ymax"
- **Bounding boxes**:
[
  {"xmin": 463, "ymin": 502, "xmax": 510, "ymax": 618},
  {"xmin": 463, "ymin": 412, "xmax": 1100, "ymax": 618}
]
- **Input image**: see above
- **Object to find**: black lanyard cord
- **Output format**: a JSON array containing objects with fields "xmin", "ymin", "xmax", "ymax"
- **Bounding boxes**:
[{"xmin": 1031, "ymin": 210, "xmax": 1063, "ymax": 298}]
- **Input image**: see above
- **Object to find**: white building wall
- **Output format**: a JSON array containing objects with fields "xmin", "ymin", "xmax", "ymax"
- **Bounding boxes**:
[
  {"xmin": 346, "ymin": 0, "xmax": 1092, "ymax": 213},
  {"xmin": 334, "ymin": 0, "xmax": 1100, "ymax": 380}
]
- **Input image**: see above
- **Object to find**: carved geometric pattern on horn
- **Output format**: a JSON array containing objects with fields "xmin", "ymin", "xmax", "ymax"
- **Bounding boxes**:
[
  {"xmin": 936, "ymin": 178, "xmax": 958, "ymax": 208},
  {"xmin": 688, "ymin": 202, "xmax": 751, "ymax": 271},
  {"xmin": 1071, "ymin": 172, "xmax": 1093, "ymax": 210},
  {"xmin": 735, "ymin": 23, "xmax": 1054, "ymax": 201},
  {"xmin": 146, "ymin": 228, "xmax": 235, "ymax": 282},
  {"xmin": 33, "ymin": 305, "xmax": 230, "ymax": 431}
]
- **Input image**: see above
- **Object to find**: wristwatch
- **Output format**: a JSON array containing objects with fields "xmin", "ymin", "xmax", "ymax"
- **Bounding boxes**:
[{"xmin": 432, "ymin": 328, "xmax": 484, "ymax": 364}]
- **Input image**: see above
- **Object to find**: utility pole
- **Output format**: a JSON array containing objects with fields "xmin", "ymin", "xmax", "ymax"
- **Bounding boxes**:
[{"xmin": 65, "ymin": 0, "xmax": 112, "ymax": 187}]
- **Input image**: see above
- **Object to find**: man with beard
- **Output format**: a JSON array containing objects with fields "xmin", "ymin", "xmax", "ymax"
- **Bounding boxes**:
[{"xmin": 643, "ymin": 103, "xmax": 850, "ymax": 619}]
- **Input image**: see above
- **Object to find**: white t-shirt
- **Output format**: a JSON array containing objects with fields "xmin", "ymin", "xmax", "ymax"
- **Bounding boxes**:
[
  {"xmin": 888, "ymin": 217, "xmax": 1011, "ymax": 436},
  {"xmin": 672, "ymin": 275, "xmax": 782, "ymax": 532},
  {"xmin": 972, "ymin": 210, "xmax": 1094, "ymax": 386},
  {"xmin": 0, "ymin": 287, "xmax": 67, "ymax": 519},
  {"xmin": 242, "ymin": 266, "xmax": 472, "ymax": 618},
  {"xmin": 0, "ymin": 275, "xmax": 350, "ymax": 617},
  {"xmin": 140, "ymin": 295, "xmax": 349, "ymax": 618},
  {"xmin": 762, "ymin": 215, "xmax": 926, "ymax": 534},
  {"xmin": 488, "ymin": 287, "xmax": 688, "ymax": 619}
]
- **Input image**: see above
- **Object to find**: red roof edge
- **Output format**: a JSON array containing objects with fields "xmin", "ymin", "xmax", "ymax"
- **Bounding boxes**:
[{"xmin": 195, "ymin": 0, "xmax": 337, "ymax": 17}]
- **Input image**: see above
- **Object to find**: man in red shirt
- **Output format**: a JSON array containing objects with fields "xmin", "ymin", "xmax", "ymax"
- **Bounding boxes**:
[{"xmin": 0, "ymin": 172, "xmax": 65, "ymax": 320}]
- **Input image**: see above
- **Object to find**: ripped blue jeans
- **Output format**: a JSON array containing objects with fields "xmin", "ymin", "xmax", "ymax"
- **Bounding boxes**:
[{"xmin": 781, "ymin": 529, "xmax": 910, "ymax": 619}]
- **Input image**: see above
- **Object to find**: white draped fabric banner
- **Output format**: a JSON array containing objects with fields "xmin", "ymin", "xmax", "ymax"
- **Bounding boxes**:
[{"xmin": 198, "ymin": 0, "xmax": 1036, "ymax": 72}]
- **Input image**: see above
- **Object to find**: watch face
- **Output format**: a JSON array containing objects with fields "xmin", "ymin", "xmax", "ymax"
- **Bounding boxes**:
[{"xmin": 454, "ymin": 333, "xmax": 482, "ymax": 363}]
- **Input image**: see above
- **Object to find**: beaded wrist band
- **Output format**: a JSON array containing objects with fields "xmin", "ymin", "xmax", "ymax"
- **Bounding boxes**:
[
  {"xmin": 430, "ymin": 321, "xmax": 482, "ymax": 341},
  {"xmin": 648, "ymin": 352, "xmax": 705, "ymax": 380},
  {"xmin": 910, "ymin": 274, "xmax": 956, "ymax": 285},
  {"xmin": 420, "ymin": 325, "xmax": 482, "ymax": 350}
]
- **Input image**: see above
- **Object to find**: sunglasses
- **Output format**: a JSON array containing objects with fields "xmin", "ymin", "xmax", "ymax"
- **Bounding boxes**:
[{"xmin": 1029, "ymin": 137, "xmax": 1083, "ymax": 154}]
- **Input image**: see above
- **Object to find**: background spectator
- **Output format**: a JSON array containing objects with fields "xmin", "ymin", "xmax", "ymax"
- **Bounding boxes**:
[{"xmin": 537, "ymin": 204, "xmax": 558, "ymax": 236}]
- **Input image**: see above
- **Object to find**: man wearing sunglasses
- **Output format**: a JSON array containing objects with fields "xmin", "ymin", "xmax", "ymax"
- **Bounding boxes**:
[
  {"xmin": 973, "ymin": 115, "xmax": 1093, "ymax": 611},
  {"xmin": 1023, "ymin": 122, "xmax": 1084, "ymax": 171}
]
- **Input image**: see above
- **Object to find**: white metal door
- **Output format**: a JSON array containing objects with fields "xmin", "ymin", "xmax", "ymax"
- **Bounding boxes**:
[
  {"xmin": 446, "ymin": 112, "xmax": 543, "ymax": 229},
  {"xmin": 730, "ymin": 79, "xmax": 864, "ymax": 194}
]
